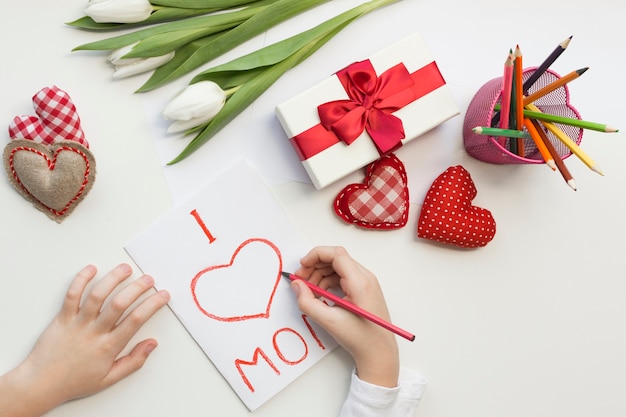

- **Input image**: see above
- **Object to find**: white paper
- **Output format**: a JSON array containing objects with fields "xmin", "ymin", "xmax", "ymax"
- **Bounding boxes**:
[{"xmin": 125, "ymin": 159, "xmax": 337, "ymax": 411}]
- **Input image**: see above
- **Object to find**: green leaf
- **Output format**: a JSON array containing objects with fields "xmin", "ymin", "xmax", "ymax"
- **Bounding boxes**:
[
  {"xmin": 66, "ymin": 7, "xmax": 221, "ymax": 30},
  {"xmin": 66, "ymin": 16, "xmax": 124, "ymax": 30},
  {"xmin": 138, "ymin": 0, "xmax": 330, "ymax": 91},
  {"xmin": 124, "ymin": 27, "xmax": 217, "ymax": 57},
  {"xmin": 192, "ymin": 12, "xmax": 358, "ymax": 78},
  {"xmin": 193, "ymin": 66, "xmax": 269, "ymax": 90},
  {"xmin": 151, "ymin": 0, "xmax": 261, "ymax": 9}
]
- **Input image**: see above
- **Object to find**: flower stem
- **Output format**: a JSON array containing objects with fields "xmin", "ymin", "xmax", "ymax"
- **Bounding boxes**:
[{"xmin": 224, "ymin": 86, "xmax": 242, "ymax": 97}]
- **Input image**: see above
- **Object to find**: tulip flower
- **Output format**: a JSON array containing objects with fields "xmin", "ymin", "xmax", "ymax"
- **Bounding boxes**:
[
  {"xmin": 68, "ymin": 0, "xmax": 264, "ymax": 30},
  {"xmin": 85, "ymin": 0, "xmax": 153, "ymax": 24},
  {"xmin": 108, "ymin": 43, "xmax": 174, "ymax": 79},
  {"xmin": 162, "ymin": 81, "xmax": 229, "ymax": 133}
]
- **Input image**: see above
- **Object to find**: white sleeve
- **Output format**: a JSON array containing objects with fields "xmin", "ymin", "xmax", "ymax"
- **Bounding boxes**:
[{"xmin": 339, "ymin": 368, "xmax": 427, "ymax": 417}]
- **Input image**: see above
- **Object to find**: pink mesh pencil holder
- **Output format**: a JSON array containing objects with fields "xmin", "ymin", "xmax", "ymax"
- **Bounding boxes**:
[{"xmin": 463, "ymin": 67, "xmax": 583, "ymax": 164}]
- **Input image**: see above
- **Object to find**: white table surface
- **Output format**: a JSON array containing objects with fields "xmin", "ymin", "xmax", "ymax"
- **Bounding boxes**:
[{"xmin": 2, "ymin": 1, "xmax": 626, "ymax": 416}]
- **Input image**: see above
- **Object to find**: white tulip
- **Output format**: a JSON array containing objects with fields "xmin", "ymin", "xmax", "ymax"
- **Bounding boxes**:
[
  {"xmin": 108, "ymin": 43, "xmax": 175, "ymax": 79},
  {"xmin": 163, "ymin": 81, "xmax": 227, "ymax": 133},
  {"xmin": 85, "ymin": 0, "xmax": 153, "ymax": 24}
]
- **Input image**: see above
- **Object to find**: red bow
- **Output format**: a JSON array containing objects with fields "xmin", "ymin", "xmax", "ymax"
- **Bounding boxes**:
[
  {"xmin": 318, "ymin": 60, "xmax": 416, "ymax": 154},
  {"xmin": 290, "ymin": 60, "xmax": 446, "ymax": 161}
]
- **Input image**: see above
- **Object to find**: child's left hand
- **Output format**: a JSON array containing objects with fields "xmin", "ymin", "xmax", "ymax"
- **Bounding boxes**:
[{"xmin": 0, "ymin": 263, "xmax": 170, "ymax": 417}]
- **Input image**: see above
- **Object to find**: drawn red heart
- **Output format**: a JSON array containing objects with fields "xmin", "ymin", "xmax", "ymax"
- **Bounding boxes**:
[
  {"xmin": 417, "ymin": 165, "xmax": 496, "ymax": 248},
  {"xmin": 8, "ymin": 86, "xmax": 88, "ymax": 147},
  {"xmin": 190, "ymin": 238, "xmax": 283, "ymax": 322},
  {"xmin": 3, "ymin": 139, "xmax": 96, "ymax": 223},
  {"xmin": 334, "ymin": 153, "xmax": 409, "ymax": 229}
]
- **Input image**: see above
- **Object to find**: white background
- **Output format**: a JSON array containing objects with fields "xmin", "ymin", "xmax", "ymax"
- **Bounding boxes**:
[{"xmin": 1, "ymin": 1, "xmax": 625, "ymax": 416}]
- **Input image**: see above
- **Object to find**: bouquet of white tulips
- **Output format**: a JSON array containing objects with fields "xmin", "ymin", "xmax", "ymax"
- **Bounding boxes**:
[{"xmin": 68, "ymin": 0, "xmax": 399, "ymax": 163}]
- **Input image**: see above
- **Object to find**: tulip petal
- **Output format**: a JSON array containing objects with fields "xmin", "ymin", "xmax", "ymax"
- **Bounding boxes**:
[
  {"xmin": 167, "ymin": 115, "xmax": 213, "ymax": 134},
  {"xmin": 85, "ymin": 0, "xmax": 153, "ymax": 24},
  {"xmin": 112, "ymin": 51, "xmax": 175, "ymax": 79},
  {"xmin": 162, "ymin": 81, "xmax": 226, "ymax": 120}
]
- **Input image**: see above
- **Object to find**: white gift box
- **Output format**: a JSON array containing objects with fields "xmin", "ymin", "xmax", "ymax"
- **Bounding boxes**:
[{"xmin": 275, "ymin": 32, "xmax": 459, "ymax": 189}]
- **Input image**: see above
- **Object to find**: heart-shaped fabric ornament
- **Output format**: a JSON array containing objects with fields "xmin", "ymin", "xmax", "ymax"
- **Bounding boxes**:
[
  {"xmin": 417, "ymin": 165, "xmax": 496, "ymax": 248},
  {"xmin": 191, "ymin": 238, "xmax": 283, "ymax": 322},
  {"xmin": 8, "ymin": 86, "xmax": 88, "ymax": 147},
  {"xmin": 3, "ymin": 139, "xmax": 96, "ymax": 223},
  {"xmin": 334, "ymin": 153, "xmax": 409, "ymax": 229}
]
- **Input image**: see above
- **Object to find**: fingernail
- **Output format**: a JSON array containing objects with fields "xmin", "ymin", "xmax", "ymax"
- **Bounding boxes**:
[
  {"xmin": 118, "ymin": 263, "xmax": 132, "ymax": 273},
  {"xmin": 83, "ymin": 264, "xmax": 97, "ymax": 274},
  {"xmin": 145, "ymin": 341, "xmax": 158, "ymax": 354},
  {"xmin": 142, "ymin": 275, "xmax": 154, "ymax": 286},
  {"xmin": 159, "ymin": 290, "xmax": 170, "ymax": 300},
  {"xmin": 291, "ymin": 281, "xmax": 300, "ymax": 294}
]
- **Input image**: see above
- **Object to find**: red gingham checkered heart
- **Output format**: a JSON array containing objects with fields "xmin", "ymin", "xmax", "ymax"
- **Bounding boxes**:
[
  {"xmin": 334, "ymin": 154, "xmax": 409, "ymax": 230},
  {"xmin": 8, "ymin": 86, "xmax": 88, "ymax": 148},
  {"xmin": 417, "ymin": 165, "xmax": 496, "ymax": 248}
]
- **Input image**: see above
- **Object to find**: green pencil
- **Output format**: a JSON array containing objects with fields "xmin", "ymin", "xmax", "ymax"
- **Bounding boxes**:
[
  {"xmin": 472, "ymin": 126, "xmax": 531, "ymax": 139},
  {"xmin": 494, "ymin": 104, "xmax": 618, "ymax": 132}
]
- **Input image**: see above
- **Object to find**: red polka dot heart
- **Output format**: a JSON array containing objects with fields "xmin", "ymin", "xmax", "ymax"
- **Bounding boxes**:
[{"xmin": 417, "ymin": 165, "xmax": 496, "ymax": 248}]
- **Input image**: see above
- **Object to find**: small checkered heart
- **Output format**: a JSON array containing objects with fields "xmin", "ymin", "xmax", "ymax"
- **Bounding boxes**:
[
  {"xmin": 8, "ymin": 86, "xmax": 88, "ymax": 147},
  {"xmin": 334, "ymin": 153, "xmax": 409, "ymax": 229},
  {"xmin": 417, "ymin": 165, "xmax": 495, "ymax": 248}
]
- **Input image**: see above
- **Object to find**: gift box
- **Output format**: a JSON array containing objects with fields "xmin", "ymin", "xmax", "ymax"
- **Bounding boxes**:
[{"xmin": 275, "ymin": 32, "xmax": 459, "ymax": 189}]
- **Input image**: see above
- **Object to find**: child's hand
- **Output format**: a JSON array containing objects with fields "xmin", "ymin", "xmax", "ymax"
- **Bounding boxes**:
[
  {"xmin": 291, "ymin": 246, "xmax": 399, "ymax": 388},
  {"xmin": 0, "ymin": 264, "xmax": 170, "ymax": 417}
]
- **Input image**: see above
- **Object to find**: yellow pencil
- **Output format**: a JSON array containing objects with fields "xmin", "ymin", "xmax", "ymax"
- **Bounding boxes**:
[{"xmin": 526, "ymin": 103, "xmax": 603, "ymax": 176}]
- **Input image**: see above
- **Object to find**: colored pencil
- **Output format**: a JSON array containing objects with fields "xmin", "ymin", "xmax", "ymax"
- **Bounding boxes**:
[
  {"xmin": 473, "ymin": 126, "xmax": 531, "ymax": 139},
  {"xmin": 519, "ymin": 108, "xmax": 617, "ymax": 132},
  {"xmin": 523, "ymin": 35, "xmax": 573, "ymax": 94},
  {"xmin": 530, "ymin": 118, "xmax": 577, "ymax": 190},
  {"xmin": 491, "ymin": 49, "xmax": 513, "ymax": 128},
  {"xmin": 523, "ymin": 67, "xmax": 589, "ymax": 106},
  {"xmin": 494, "ymin": 104, "xmax": 619, "ymax": 132},
  {"xmin": 514, "ymin": 45, "xmax": 525, "ymax": 156},
  {"xmin": 526, "ymin": 103, "xmax": 603, "ymax": 176},
  {"xmin": 523, "ymin": 117, "xmax": 556, "ymax": 170},
  {"xmin": 509, "ymin": 56, "xmax": 519, "ymax": 155},
  {"xmin": 499, "ymin": 51, "xmax": 515, "ymax": 134},
  {"xmin": 513, "ymin": 46, "xmax": 524, "ymax": 129},
  {"xmin": 281, "ymin": 272, "xmax": 415, "ymax": 342}
]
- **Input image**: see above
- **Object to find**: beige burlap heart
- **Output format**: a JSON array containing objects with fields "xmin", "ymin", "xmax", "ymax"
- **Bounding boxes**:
[{"xmin": 3, "ymin": 139, "xmax": 96, "ymax": 222}]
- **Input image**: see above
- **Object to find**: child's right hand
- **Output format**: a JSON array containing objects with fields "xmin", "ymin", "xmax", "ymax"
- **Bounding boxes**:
[{"xmin": 290, "ymin": 246, "xmax": 400, "ymax": 388}]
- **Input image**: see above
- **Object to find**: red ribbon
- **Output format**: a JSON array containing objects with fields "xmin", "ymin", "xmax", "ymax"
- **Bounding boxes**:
[{"xmin": 291, "ymin": 60, "xmax": 446, "ymax": 160}]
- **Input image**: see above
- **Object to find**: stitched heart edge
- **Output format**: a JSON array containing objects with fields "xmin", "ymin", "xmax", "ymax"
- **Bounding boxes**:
[
  {"xmin": 3, "ymin": 139, "xmax": 96, "ymax": 223},
  {"xmin": 334, "ymin": 153, "xmax": 409, "ymax": 230}
]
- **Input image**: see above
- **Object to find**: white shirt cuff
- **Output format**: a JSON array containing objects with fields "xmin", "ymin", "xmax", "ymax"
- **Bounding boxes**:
[{"xmin": 339, "ymin": 367, "xmax": 427, "ymax": 417}]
